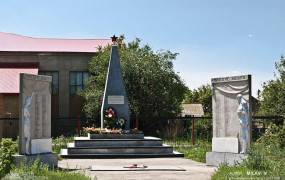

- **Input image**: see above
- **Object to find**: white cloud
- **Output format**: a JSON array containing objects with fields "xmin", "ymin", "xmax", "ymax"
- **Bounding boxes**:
[{"xmin": 247, "ymin": 34, "xmax": 253, "ymax": 38}]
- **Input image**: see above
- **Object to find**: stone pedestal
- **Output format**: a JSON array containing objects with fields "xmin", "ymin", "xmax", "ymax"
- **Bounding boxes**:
[
  {"xmin": 88, "ymin": 133, "xmax": 144, "ymax": 139},
  {"xmin": 212, "ymin": 137, "xmax": 239, "ymax": 153},
  {"xmin": 206, "ymin": 152, "xmax": 247, "ymax": 166},
  {"xmin": 60, "ymin": 134, "xmax": 183, "ymax": 158},
  {"xmin": 13, "ymin": 153, "xmax": 58, "ymax": 168}
]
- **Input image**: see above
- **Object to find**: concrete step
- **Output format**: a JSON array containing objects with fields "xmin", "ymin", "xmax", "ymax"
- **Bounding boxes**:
[
  {"xmin": 66, "ymin": 145, "xmax": 173, "ymax": 154},
  {"xmin": 60, "ymin": 136, "xmax": 184, "ymax": 159},
  {"xmin": 73, "ymin": 137, "xmax": 163, "ymax": 147},
  {"xmin": 60, "ymin": 149, "xmax": 183, "ymax": 158}
]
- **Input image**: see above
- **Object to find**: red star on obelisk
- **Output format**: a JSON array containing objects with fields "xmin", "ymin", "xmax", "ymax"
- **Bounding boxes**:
[{"xmin": 111, "ymin": 35, "xmax": 118, "ymax": 45}]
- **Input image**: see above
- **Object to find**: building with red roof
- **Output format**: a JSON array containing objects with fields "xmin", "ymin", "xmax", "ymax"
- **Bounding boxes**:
[{"xmin": 0, "ymin": 32, "xmax": 111, "ymax": 137}]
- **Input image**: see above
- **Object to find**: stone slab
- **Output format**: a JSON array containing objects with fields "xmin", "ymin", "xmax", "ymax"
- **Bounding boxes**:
[
  {"xmin": 211, "ymin": 75, "xmax": 251, "ymax": 141},
  {"xmin": 66, "ymin": 145, "xmax": 173, "ymax": 154},
  {"xmin": 73, "ymin": 136, "xmax": 162, "ymax": 147},
  {"xmin": 60, "ymin": 148, "xmax": 184, "ymax": 158},
  {"xmin": 91, "ymin": 165, "xmax": 185, "ymax": 171},
  {"xmin": 31, "ymin": 138, "xmax": 52, "ymax": 154},
  {"xmin": 206, "ymin": 151, "xmax": 247, "ymax": 166},
  {"xmin": 75, "ymin": 139, "xmax": 162, "ymax": 147},
  {"xmin": 19, "ymin": 73, "xmax": 52, "ymax": 155},
  {"xmin": 212, "ymin": 137, "xmax": 239, "ymax": 153},
  {"xmin": 88, "ymin": 133, "xmax": 144, "ymax": 139},
  {"xmin": 13, "ymin": 153, "xmax": 58, "ymax": 168}
]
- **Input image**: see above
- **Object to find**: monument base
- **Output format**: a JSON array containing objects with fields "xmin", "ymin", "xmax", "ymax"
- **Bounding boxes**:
[
  {"xmin": 88, "ymin": 133, "xmax": 144, "ymax": 139},
  {"xmin": 206, "ymin": 152, "xmax": 247, "ymax": 166},
  {"xmin": 61, "ymin": 134, "xmax": 183, "ymax": 158},
  {"xmin": 13, "ymin": 153, "xmax": 58, "ymax": 168}
]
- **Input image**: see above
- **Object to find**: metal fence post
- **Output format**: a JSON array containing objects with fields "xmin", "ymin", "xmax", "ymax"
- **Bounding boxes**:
[{"xmin": 192, "ymin": 118, "xmax": 195, "ymax": 145}]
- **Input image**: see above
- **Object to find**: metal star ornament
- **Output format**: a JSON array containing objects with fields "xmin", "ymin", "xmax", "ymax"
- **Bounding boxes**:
[{"xmin": 111, "ymin": 35, "xmax": 118, "ymax": 44}]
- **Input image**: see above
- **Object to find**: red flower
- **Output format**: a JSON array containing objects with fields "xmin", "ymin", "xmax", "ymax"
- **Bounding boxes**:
[{"xmin": 105, "ymin": 107, "xmax": 116, "ymax": 118}]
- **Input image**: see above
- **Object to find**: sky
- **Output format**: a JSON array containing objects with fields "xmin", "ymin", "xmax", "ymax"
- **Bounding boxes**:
[{"xmin": 1, "ymin": 0, "xmax": 285, "ymax": 97}]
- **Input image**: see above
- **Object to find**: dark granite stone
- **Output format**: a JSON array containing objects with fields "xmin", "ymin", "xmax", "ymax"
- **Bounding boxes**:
[{"xmin": 101, "ymin": 45, "xmax": 130, "ymax": 130}]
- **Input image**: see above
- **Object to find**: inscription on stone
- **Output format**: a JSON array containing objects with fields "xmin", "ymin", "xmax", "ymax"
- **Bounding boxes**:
[
  {"xmin": 35, "ymin": 94, "xmax": 41, "ymax": 138},
  {"xmin": 108, "ymin": 95, "xmax": 124, "ymax": 104},
  {"xmin": 211, "ymin": 74, "xmax": 251, "ymax": 153},
  {"xmin": 19, "ymin": 74, "xmax": 52, "ymax": 155},
  {"xmin": 212, "ymin": 75, "xmax": 248, "ymax": 83}
]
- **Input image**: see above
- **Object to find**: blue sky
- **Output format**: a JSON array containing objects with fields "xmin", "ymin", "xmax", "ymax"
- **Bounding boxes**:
[{"xmin": 1, "ymin": 0, "xmax": 285, "ymax": 96}]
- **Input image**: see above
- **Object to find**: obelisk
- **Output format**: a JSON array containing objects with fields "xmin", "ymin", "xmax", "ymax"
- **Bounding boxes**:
[{"xmin": 100, "ymin": 35, "xmax": 130, "ymax": 130}]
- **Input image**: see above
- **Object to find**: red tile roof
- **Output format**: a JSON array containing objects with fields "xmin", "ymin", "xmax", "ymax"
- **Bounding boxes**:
[
  {"xmin": 0, "ymin": 32, "xmax": 111, "ymax": 53},
  {"xmin": 0, "ymin": 68, "xmax": 38, "ymax": 93}
]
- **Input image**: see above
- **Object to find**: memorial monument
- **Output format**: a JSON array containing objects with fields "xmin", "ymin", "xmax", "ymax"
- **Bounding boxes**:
[
  {"xmin": 100, "ymin": 35, "xmax": 130, "ymax": 130},
  {"xmin": 60, "ymin": 36, "xmax": 182, "ymax": 158},
  {"xmin": 206, "ymin": 75, "xmax": 251, "ymax": 166},
  {"xmin": 14, "ymin": 73, "xmax": 57, "ymax": 167}
]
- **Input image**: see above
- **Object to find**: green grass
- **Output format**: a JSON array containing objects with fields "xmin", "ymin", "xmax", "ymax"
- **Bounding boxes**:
[
  {"xmin": 212, "ymin": 143, "xmax": 285, "ymax": 179},
  {"xmin": 4, "ymin": 170, "xmax": 90, "ymax": 180},
  {"xmin": 1, "ymin": 138, "xmax": 90, "ymax": 179},
  {"xmin": 212, "ymin": 123, "xmax": 285, "ymax": 179},
  {"xmin": 3, "ymin": 159, "xmax": 90, "ymax": 180},
  {"xmin": 212, "ymin": 164, "xmax": 276, "ymax": 180},
  {"xmin": 52, "ymin": 136, "xmax": 74, "ymax": 154},
  {"xmin": 164, "ymin": 138, "xmax": 211, "ymax": 163}
]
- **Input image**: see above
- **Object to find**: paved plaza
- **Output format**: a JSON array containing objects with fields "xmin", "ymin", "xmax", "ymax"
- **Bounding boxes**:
[{"xmin": 59, "ymin": 158, "xmax": 216, "ymax": 180}]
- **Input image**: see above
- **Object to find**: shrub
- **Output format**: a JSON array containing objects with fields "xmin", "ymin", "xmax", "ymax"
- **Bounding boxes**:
[
  {"xmin": 0, "ymin": 138, "xmax": 17, "ymax": 178},
  {"xmin": 257, "ymin": 123, "xmax": 285, "ymax": 149},
  {"xmin": 11, "ymin": 158, "xmax": 49, "ymax": 178},
  {"xmin": 241, "ymin": 144, "xmax": 272, "ymax": 171}
]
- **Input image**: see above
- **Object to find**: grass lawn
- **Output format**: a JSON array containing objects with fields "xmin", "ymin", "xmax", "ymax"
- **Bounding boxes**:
[
  {"xmin": 212, "ymin": 123, "xmax": 285, "ymax": 179},
  {"xmin": 52, "ymin": 135, "xmax": 74, "ymax": 154},
  {"xmin": 0, "ymin": 138, "xmax": 90, "ymax": 180},
  {"xmin": 164, "ymin": 138, "xmax": 211, "ymax": 163},
  {"xmin": 212, "ymin": 164, "xmax": 277, "ymax": 180},
  {"xmin": 4, "ymin": 169, "xmax": 90, "ymax": 180}
]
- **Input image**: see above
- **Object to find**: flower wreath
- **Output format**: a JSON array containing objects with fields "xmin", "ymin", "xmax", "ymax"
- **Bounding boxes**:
[{"xmin": 105, "ymin": 106, "xmax": 116, "ymax": 119}]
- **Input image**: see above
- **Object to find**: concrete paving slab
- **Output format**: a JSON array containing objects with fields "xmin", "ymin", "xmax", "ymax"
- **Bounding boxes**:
[
  {"xmin": 59, "ymin": 158, "xmax": 216, "ymax": 180},
  {"xmin": 91, "ymin": 165, "xmax": 185, "ymax": 171}
]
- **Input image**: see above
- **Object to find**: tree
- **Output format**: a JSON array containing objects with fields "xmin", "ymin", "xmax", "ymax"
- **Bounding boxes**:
[
  {"xmin": 81, "ymin": 37, "xmax": 187, "ymax": 131},
  {"xmin": 259, "ymin": 56, "xmax": 285, "ymax": 116},
  {"xmin": 183, "ymin": 84, "xmax": 212, "ymax": 116}
]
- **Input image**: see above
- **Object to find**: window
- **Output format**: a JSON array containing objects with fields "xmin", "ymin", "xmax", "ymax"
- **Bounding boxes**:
[
  {"xmin": 69, "ymin": 71, "xmax": 89, "ymax": 95},
  {"xmin": 39, "ymin": 71, "xmax": 59, "ymax": 95}
]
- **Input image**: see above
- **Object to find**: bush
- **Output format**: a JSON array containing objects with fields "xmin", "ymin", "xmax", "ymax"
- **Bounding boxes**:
[
  {"xmin": 242, "ymin": 144, "xmax": 273, "ymax": 171},
  {"xmin": 0, "ymin": 138, "xmax": 17, "ymax": 178},
  {"xmin": 257, "ymin": 123, "xmax": 285, "ymax": 149}
]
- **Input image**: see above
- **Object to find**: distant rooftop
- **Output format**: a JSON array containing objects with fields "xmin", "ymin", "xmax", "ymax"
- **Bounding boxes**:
[
  {"xmin": 0, "ymin": 68, "xmax": 38, "ymax": 94},
  {"xmin": 0, "ymin": 32, "xmax": 111, "ymax": 53}
]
